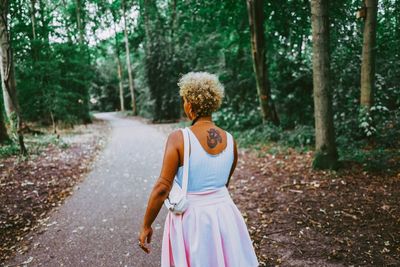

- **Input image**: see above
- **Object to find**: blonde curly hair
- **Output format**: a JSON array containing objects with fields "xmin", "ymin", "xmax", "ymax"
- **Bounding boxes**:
[{"xmin": 178, "ymin": 72, "xmax": 225, "ymax": 117}]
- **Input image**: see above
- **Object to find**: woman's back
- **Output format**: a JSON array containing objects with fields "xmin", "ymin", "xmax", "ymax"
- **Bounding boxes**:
[{"xmin": 175, "ymin": 124, "xmax": 234, "ymax": 192}]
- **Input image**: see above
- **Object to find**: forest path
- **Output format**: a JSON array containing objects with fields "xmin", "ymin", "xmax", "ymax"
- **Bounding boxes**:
[{"xmin": 5, "ymin": 112, "xmax": 168, "ymax": 267}]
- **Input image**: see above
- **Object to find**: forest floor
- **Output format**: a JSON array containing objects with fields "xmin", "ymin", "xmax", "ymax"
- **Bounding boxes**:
[
  {"xmin": 0, "ymin": 118, "xmax": 110, "ymax": 263},
  {"xmin": 231, "ymin": 146, "xmax": 400, "ymax": 266},
  {"xmin": 1, "ymin": 114, "xmax": 399, "ymax": 266}
]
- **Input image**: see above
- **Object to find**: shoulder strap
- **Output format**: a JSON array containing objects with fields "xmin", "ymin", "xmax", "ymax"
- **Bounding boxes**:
[
  {"xmin": 181, "ymin": 127, "xmax": 190, "ymax": 194},
  {"xmin": 226, "ymin": 131, "xmax": 233, "ymax": 151}
]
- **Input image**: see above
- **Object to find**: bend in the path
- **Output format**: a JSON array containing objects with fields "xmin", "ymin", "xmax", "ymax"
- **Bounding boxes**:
[{"xmin": 5, "ymin": 112, "xmax": 168, "ymax": 267}]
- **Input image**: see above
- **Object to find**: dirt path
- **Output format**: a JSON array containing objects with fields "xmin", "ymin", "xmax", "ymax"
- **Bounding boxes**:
[{"xmin": 5, "ymin": 112, "xmax": 168, "ymax": 267}]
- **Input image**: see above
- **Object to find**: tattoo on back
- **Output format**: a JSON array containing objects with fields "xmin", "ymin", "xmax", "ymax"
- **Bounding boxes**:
[{"xmin": 207, "ymin": 128, "xmax": 222, "ymax": 148}]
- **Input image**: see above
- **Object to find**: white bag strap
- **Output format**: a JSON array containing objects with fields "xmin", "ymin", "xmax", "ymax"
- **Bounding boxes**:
[{"xmin": 181, "ymin": 127, "xmax": 190, "ymax": 194}]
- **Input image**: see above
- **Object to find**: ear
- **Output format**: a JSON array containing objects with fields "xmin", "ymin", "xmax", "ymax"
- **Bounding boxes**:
[{"xmin": 189, "ymin": 105, "xmax": 196, "ymax": 118}]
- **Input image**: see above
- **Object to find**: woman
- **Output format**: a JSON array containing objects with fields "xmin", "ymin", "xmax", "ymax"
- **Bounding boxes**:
[{"xmin": 138, "ymin": 72, "xmax": 259, "ymax": 267}]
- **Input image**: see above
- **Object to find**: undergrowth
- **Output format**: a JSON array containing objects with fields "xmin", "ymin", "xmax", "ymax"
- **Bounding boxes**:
[{"xmin": 0, "ymin": 131, "xmax": 70, "ymax": 159}]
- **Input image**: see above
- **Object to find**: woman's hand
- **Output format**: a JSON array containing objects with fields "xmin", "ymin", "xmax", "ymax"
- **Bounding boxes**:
[{"xmin": 138, "ymin": 225, "xmax": 153, "ymax": 254}]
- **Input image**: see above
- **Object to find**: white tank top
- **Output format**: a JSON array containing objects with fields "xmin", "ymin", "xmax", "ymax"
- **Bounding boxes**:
[{"xmin": 174, "ymin": 127, "xmax": 234, "ymax": 192}]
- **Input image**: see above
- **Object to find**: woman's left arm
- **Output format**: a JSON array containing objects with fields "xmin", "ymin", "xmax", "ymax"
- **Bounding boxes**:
[{"xmin": 138, "ymin": 130, "xmax": 181, "ymax": 253}]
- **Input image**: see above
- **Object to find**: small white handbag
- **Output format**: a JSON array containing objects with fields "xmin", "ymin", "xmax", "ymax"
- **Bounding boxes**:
[{"xmin": 163, "ymin": 127, "xmax": 190, "ymax": 215}]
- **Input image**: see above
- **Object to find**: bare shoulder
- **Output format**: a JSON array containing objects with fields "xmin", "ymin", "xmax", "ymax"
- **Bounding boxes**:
[
  {"xmin": 218, "ymin": 126, "xmax": 236, "ymax": 149},
  {"xmin": 166, "ymin": 129, "xmax": 184, "ymax": 148},
  {"xmin": 217, "ymin": 125, "xmax": 234, "ymax": 141}
]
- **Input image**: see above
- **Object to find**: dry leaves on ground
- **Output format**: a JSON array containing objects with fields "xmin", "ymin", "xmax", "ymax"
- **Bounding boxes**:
[
  {"xmin": 230, "ymin": 147, "xmax": 400, "ymax": 266},
  {"xmin": 0, "ymin": 119, "xmax": 110, "ymax": 263}
]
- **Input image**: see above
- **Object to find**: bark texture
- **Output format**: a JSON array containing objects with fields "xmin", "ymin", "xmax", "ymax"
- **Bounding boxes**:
[
  {"xmin": 0, "ymin": 0, "xmax": 27, "ymax": 154},
  {"xmin": 246, "ymin": 0, "xmax": 279, "ymax": 125},
  {"xmin": 75, "ymin": 0, "xmax": 84, "ymax": 45},
  {"xmin": 122, "ymin": 0, "xmax": 136, "ymax": 115},
  {"xmin": 310, "ymin": 0, "xmax": 338, "ymax": 169},
  {"xmin": 30, "ymin": 0, "xmax": 37, "ymax": 39},
  {"xmin": 360, "ymin": 0, "xmax": 378, "ymax": 109},
  {"xmin": 0, "ymin": 107, "xmax": 9, "ymax": 143},
  {"xmin": 30, "ymin": 0, "xmax": 39, "ymax": 61},
  {"xmin": 113, "ymin": 21, "xmax": 125, "ymax": 112}
]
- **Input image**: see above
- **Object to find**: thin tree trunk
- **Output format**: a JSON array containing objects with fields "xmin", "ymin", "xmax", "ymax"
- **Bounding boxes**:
[
  {"xmin": 75, "ymin": 0, "xmax": 84, "ymax": 45},
  {"xmin": 310, "ymin": 0, "xmax": 338, "ymax": 169},
  {"xmin": 169, "ymin": 0, "xmax": 183, "ymax": 119},
  {"xmin": 169, "ymin": 0, "xmax": 177, "ymax": 55},
  {"xmin": 0, "ymin": 0, "xmax": 27, "ymax": 154},
  {"xmin": 30, "ymin": 0, "xmax": 37, "ymax": 40},
  {"xmin": 360, "ymin": 0, "xmax": 378, "ymax": 109},
  {"xmin": 246, "ymin": 0, "xmax": 279, "ymax": 125},
  {"xmin": 142, "ymin": 0, "xmax": 162, "ymax": 121},
  {"xmin": 117, "ymin": 56, "xmax": 125, "ymax": 112},
  {"xmin": 29, "ymin": 0, "xmax": 39, "ymax": 61},
  {"xmin": 122, "ymin": 0, "xmax": 136, "ymax": 115},
  {"xmin": 74, "ymin": 0, "xmax": 91, "ymax": 65},
  {"xmin": 113, "ymin": 21, "xmax": 125, "ymax": 112},
  {"xmin": 0, "ymin": 109, "xmax": 9, "ymax": 143}
]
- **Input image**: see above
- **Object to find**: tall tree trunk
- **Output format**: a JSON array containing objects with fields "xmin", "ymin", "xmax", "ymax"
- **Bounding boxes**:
[
  {"xmin": 74, "ymin": 0, "xmax": 91, "ymax": 123},
  {"xmin": 142, "ymin": 0, "xmax": 161, "ymax": 121},
  {"xmin": 122, "ymin": 0, "xmax": 137, "ymax": 115},
  {"xmin": 75, "ymin": 0, "xmax": 84, "ymax": 45},
  {"xmin": 0, "ymin": 109, "xmax": 9, "ymax": 143},
  {"xmin": 360, "ymin": 0, "xmax": 378, "ymax": 109},
  {"xmin": 113, "ymin": 21, "xmax": 125, "ymax": 112},
  {"xmin": 75, "ymin": 0, "xmax": 91, "ymax": 65},
  {"xmin": 0, "ymin": 0, "xmax": 27, "ymax": 154},
  {"xmin": 169, "ymin": 0, "xmax": 177, "ymax": 55},
  {"xmin": 30, "ymin": 0, "xmax": 37, "ymax": 39},
  {"xmin": 246, "ymin": 0, "xmax": 279, "ymax": 125},
  {"xmin": 30, "ymin": 0, "xmax": 39, "ymax": 61},
  {"xmin": 117, "ymin": 56, "xmax": 125, "ymax": 112},
  {"xmin": 310, "ymin": 0, "xmax": 338, "ymax": 170}
]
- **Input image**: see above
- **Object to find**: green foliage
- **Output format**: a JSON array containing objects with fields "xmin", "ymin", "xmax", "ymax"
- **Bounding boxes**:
[
  {"xmin": 337, "ymin": 108, "xmax": 400, "ymax": 172},
  {"xmin": 233, "ymin": 122, "xmax": 314, "ymax": 151},
  {"xmin": 90, "ymin": 53, "xmax": 122, "ymax": 112},
  {"xmin": 2, "ymin": 0, "xmax": 398, "ymax": 174},
  {"xmin": 235, "ymin": 123, "xmax": 281, "ymax": 148},
  {"xmin": 0, "ymin": 133, "xmax": 68, "ymax": 159},
  {"xmin": 213, "ymin": 96, "xmax": 262, "ymax": 131},
  {"xmin": 0, "ymin": 141, "xmax": 20, "ymax": 158},
  {"xmin": 339, "ymin": 145, "xmax": 400, "ymax": 174},
  {"xmin": 281, "ymin": 125, "xmax": 315, "ymax": 148},
  {"xmin": 10, "ymin": 0, "xmax": 92, "ymax": 126},
  {"xmin": 134, "ymin": 47, "xmax": 155, "ymax": 119}
]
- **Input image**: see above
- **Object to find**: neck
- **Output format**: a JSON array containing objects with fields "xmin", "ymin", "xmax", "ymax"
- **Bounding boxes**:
[{"xmin": 191, "ymin": 116, "xmax": 213, "ymax": 126}]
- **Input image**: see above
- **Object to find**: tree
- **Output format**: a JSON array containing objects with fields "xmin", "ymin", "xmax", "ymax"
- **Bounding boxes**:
[
  {"xmin": 142, "ymin": 0, "xmax": 164, "ymax": 121},
  {"xmin": 246, "ymin": 0, "xmax": 279, "ymax": 125},
  {"xmin": 122, "ymin": 0, "xmax": 137, "ymax": 115},
  {"xmin": 113, "ymin": 17, "xmax": 125, "ymax": 112},
  {"xmin": 360, "ymin": 0, "xmax": 378, "ymax": 109},
  {"xmin": 75, "ymin": 0, "xmax": 85, "ymax": 45},
  {"xmin": 0, "ymin": 109, "xmax": 9, "ymax": 143},
  {"xmin": 29, "ymin": 0, "xmax": 39, "ymax": 61},
  {"xmin": 310, "ymin": 0, "xmax": 338, "ymax": 169},
  {"xmin": 0, "ymin": 0, "xmax": 27, "ymax": 154},
  {"xmin": 72, "ymin": 0, "xmax": 92, "ymax": 123}
]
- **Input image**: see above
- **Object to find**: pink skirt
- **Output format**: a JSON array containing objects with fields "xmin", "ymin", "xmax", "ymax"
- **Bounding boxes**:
[{"xmin": 161, "ymin": 186, "xmax": 259, "ymax": 267}]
